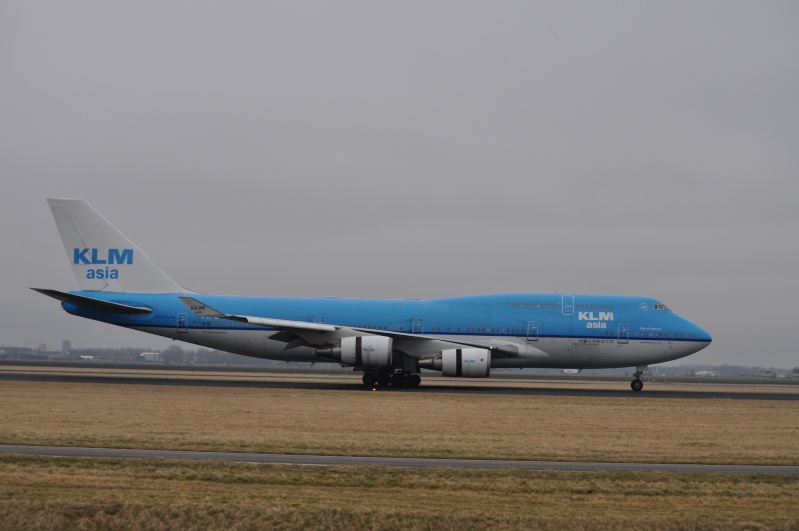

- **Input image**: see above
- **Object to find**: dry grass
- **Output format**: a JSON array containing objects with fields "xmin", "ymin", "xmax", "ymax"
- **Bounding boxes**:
[
  {"xmin": 2, "ymin": 372, "xmax": 798, "ymax": 529},
  {"xmin": 1, "ymin": 377, "xmax": 798, "ymax": 465},
  {"xmin": 1, "ymin": 455, "xmax": 797, "ymax": 530}
]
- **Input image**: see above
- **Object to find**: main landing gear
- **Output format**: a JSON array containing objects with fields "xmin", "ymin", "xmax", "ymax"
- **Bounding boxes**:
[
  {"xmin": 631, "ymin": 369, "xmax": 644, "ymax": 392},
  {"xmin": 362, "ymin": 370, "xmax": 421, "ymax": 388}
]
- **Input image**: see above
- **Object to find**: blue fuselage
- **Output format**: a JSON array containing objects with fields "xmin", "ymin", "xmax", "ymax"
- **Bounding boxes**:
[{"xmin": 62, "ymin": 291, "xmax": 711, "ymax": 370}]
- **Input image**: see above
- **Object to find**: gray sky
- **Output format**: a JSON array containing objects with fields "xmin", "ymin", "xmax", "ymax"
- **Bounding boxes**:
[{"xmin": 1, "ymin": 2, "xmax": 797, "ymax": 368}]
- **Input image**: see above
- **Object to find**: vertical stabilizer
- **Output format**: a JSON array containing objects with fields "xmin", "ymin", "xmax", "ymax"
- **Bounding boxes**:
[{"xmin": 48, "ymin": 198, "xmax": 187, "ymax": 293}]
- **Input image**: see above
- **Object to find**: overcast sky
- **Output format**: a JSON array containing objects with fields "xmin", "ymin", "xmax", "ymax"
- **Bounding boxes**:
[{"xmin": 1, "ymin": 2, "xmax": 797, "ymax": 368}]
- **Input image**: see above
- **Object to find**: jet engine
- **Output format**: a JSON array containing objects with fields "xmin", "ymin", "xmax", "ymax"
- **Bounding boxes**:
[
  {"xmin": 418, "ymin": 348, "xmax": 491, "ymax": 377},
  {"xmin": 316, "ymin": 336, "xmax": 393, "ymax": 367}
]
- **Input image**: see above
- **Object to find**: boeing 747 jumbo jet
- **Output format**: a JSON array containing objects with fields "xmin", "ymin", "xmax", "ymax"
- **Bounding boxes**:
[{"xmin": 35, "ymin": 199, "xmax": 711, "ymax": 391}]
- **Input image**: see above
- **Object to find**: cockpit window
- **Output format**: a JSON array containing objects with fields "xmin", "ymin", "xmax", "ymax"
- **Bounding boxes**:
[{"xmin": 653, "ymin": 304, "xmax": 670, "ymax": 311}]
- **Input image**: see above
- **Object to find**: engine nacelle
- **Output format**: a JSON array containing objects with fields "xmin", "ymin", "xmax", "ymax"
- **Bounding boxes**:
[
  {"xmin": 316, "ymin": 336, "xmax": 393, "ymax": 368},
  {"xmin": 341, "ymin": 336, "xmax": 393, "ymax": 367},
  {"xmin": 419, "ymin": 348, "xmax": 491, "ymax": 377}
]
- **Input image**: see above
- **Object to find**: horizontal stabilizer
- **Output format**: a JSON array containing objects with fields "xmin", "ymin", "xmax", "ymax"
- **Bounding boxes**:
[{"xmin": 32, "ymin": 288, "xmax": 152, "ymax": 314}]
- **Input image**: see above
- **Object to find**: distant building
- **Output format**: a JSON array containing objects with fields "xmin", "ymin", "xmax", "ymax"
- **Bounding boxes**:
[
  {"xmin": 695, "ymin": 371, "xmax": 719, "ymax": 377},
  {"xmin": 62, "ymin": 340, "xmax": 71, "ymax": 353},
  {"xmin": 138, "ymin": 352, "xmax": 163, "ymax": 362},
  {"xmin": 758, "ymin": 370, "xmax": 777, "ymax": 378}
]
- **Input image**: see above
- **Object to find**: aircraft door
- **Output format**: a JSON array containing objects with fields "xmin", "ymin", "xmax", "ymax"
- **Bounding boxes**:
[
  {"xmin": 526, "ymin": 321, "xmax": 539, "ymax": 341},
  {"xmin": 614, "ymin": 323, "xmax": 637, "ymax": 363},
  {"xmin": 560, "ymin": 295, "xmax": 574, "ymax": 339},
  {"xmin": 177, "ymin": 313, "xmax": 188, "ymax": 334},
  {"xmin": 561, "ymin": 295, "xmax": 574, "ymax": 316},
  {"xmin": 618, "ymin": 323, "xmax": 629, "ymax": 344},
  {"xmin": 411, "ymin": 317, "xmax": 424, "ymax": 334}
]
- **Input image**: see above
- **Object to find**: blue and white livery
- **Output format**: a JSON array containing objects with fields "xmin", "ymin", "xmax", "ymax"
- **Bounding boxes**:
[{"xmin": 35, "ymin": 199, "xmax": 712, "ymax": 391}]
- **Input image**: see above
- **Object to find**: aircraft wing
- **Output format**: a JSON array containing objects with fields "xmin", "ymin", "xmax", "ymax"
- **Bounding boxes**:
[
  {"xmin": 178, "ymin": 297, "xmax": 517, "ymax": 355},
  {"xmin": 345, "ymin": 327, "xmax": 519, "ymax": 355},
  {"xmin": 179, "ymin": 297, "xmax": 337, "ymax": 331}
]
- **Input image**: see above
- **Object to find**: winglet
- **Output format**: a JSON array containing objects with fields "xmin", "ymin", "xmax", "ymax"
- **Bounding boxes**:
[{"xmin": 179, "ymin": 297, "xmax": 227, "ymax": 317}]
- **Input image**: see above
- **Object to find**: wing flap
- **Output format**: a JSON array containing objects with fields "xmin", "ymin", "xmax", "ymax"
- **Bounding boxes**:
[{"xmin": 178, "ymin": 297, "xmax": 519, "ymax": 355}]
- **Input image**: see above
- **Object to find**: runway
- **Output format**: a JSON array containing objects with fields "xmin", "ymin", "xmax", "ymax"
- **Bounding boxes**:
[
  {"xmin": 1, "ymin": 370, "xmax": 798, "ymax": 400},
  {"xmin": 2, "ymin": 444, "xmax": 798, "ymax": 474}
]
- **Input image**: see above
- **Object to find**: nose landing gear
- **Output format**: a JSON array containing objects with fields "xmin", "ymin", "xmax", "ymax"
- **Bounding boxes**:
[{"xmin": 630, "ymin": 368, "xmax": 645, "ymax": 392}]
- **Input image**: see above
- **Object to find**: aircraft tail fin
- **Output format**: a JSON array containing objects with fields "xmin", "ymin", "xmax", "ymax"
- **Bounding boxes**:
[{"xmin": 47, "ymin": 198, "xmax": 187, "ymax": 293}]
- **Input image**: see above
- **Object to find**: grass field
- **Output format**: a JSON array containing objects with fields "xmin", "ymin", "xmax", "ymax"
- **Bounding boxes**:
[
  {"xmin": 1, "ymin": 455, "xmax": 797, "ymax": 530},
  {"xmin": 1, "ymin": 369, "xmax": 798, "ymax": 529},
  {"xmin": 1, "ymin": 375, "xmax": 797, "ymax": 465}
]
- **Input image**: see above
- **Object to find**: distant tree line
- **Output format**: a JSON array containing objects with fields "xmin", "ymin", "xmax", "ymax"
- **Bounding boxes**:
[
  {"xmin": 0, "ymin": 344, "xmax": 347, "ymax": 371},
  {"xmin": 659, "ymin": 363, "xmax": 794, "ymax": 377},
  {"xmin": 2, "ymin": 344, "xmax": 797, "ymax": 375}
]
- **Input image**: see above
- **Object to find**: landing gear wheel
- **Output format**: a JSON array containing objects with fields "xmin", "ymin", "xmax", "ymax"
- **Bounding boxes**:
[
  {"xmin": 390, "ymin": 373, "xmax": 407, "ymax": 387},
  {"xmin": 405, "ymin": 373, "xmax": 421, "ymax": 388},
  {"xmin": 631, "ymin": 378, "xmax": 644, "ymax": 392},
  {"xmin": 376, "ymin": 373, "xmax": 392, "ymax": 387},
  {"xmin": 362, "ymin": 373, "xmax": 376, "ymax": 387}
]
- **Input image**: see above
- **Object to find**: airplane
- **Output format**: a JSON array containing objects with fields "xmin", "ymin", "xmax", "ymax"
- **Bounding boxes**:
[{"xmin": 34, "ymin": 198, "xmax": 711, "ymax": 391}]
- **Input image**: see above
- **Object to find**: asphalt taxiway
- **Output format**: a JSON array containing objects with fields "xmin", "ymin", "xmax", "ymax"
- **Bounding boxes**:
[{"xmin": 2, "ymin": 444, "xmax": 798, "ymax": 475}]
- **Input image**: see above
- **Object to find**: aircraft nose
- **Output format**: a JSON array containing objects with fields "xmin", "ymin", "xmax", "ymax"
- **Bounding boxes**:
[
  {"xmin": 691, "ymin": 322, "xmax": 712, "ymax": 351},
  {"xmin": 676, "ymin": 314, "xmax": 711, "ymax": 352}
]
